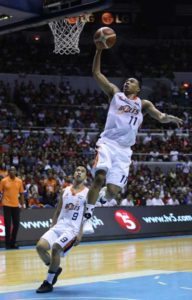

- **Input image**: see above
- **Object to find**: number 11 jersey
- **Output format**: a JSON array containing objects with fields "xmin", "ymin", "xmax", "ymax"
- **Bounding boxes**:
[{"xmin": 100, "ymin": 92, "xmax": 143, "ymax": 147}]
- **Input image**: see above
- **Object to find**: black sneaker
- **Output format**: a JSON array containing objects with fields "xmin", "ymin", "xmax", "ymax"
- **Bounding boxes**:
[
  {"xmin": 10, "ymin": 244, "xmax": 19, "ymax": 249},
  {"xmin": 52, "ymin": 267, "xmax": 62, "ymax": 285},
  {"xmin": 36, "ymin": 280, "xmax": 53, "ymax": 293}
]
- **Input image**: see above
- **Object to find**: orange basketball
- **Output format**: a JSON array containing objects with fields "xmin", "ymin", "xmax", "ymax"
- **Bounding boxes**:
[
  {"xmin": 94, "ymin": 27, "xmax": 116, "ymax": 49},
  {"xmin": 66, "ymin": 16, "xmax": 78, "ymax": 25}
]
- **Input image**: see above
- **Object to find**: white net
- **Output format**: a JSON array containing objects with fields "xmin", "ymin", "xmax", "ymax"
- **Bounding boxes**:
[{"xmin": 49, "ymin": 17, "xmax": 87, "ymax": 55}]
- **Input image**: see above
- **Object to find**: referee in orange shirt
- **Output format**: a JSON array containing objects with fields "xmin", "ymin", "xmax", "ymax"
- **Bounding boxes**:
[{"xmin": 0, "ymin": 166, "xmax": 24, "ymax": 249}]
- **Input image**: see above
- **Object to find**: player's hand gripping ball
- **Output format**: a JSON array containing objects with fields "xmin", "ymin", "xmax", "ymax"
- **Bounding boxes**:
[{"xmin": 94, "ymin": 27, "xmax": 116, "ymax": 49}]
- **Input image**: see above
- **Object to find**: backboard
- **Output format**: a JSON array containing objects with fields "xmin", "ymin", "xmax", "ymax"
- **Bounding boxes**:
[{"xmin": 0, "ymin": 0, "xmax": 113, "ymax": 35}]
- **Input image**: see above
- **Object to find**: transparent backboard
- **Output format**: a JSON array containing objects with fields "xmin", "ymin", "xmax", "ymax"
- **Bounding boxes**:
[{"xmin": 0, "ymin": 0, "xmax": 112, "ymax": 35}]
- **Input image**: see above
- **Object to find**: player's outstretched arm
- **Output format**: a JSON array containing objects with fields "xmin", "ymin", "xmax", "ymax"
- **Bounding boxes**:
[
  {"xmin": 142, "ymin": 99, "xmax": 183, "ymax": 127},
  {"xmin": 92, "ymin": 47, "xmax": 119, "ymax": 99}
]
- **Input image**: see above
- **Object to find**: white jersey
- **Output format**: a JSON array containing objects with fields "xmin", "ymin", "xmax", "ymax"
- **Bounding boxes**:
[
  {"xmin": 100, "ymin": 92, "xmax": 143, "ymax": 147},
  {"xmin": 57, "ymin": 185, "xmax": 88, "ymax": 234}
]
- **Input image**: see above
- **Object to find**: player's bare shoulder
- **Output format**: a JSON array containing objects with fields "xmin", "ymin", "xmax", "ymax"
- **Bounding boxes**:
[
  {"xmin": 141, "ymin": 99, "xmax": 152, "ymax": 109},
  {"xmin": 141, "ymin": 99, "xmax": 152, "ymax": 114}
]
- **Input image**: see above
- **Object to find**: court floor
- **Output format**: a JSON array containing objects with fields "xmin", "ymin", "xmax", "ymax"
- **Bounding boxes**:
[{"xmin": 0, "ymin": 236, "xmax": 192, "ymax": 300}]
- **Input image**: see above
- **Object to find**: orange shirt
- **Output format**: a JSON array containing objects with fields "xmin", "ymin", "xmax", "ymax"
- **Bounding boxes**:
[
  {"xmin": 44, "ymin": 178, "xmax": 57, "ymax": 193},
  {"xmin": 28, "ymin": 197, "xmax": 43, "ymax": 208},
  {"xmin": 0, "ymin": 176, "xmax": 24, "ymax": 207}
]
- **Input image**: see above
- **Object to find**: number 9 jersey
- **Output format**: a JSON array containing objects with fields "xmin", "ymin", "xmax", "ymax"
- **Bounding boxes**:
[{"xmin": 57, "ymin": 185, "xmax": 89, "ymax": 235}]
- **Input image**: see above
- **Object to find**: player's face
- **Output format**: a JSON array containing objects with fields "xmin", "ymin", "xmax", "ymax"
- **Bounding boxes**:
[
  {"xmin": 123, "ymin": 78, "xmax": 140, "ymax": 95},
  {"xmin": 74, "ymin": 166, "xmax": 87, "ymax": 183}
]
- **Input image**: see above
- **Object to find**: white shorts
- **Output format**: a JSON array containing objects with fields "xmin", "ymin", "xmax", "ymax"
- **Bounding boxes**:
[
  {"xmin": 41, "ymin": 224, "xmax": 76, "ymax": 257},
  {"xmin": 92, "ymin": 139, "xmax": 132, "ymax": 188}
]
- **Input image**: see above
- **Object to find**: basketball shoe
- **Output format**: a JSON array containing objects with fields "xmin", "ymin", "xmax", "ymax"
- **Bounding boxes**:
[{"xmin": 36, "ymin": 280, "xmax": 53, "ymax": 293}]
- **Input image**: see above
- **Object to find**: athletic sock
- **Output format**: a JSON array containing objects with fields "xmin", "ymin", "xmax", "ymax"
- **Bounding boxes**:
[{"xmin": 46, "ymin": 272, "xmax": 55, "ymax": 284}]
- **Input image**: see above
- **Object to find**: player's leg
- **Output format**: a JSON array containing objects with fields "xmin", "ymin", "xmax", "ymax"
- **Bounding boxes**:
[
  {"xmin": 85, "ymin": 169, "xmax": 106, "ymax": 218},
  {"xmin": 83, "ymin": 143, "xmax": 112, "ymax": 235},
  {"xmin": 36, "ymin": 231, "xmax": 76, "ymax": 293},
  {"xmin": 105, "ymin": 146, "xmax": 132, "ymax": 198},
  {"xmin": 36, "ymin": 242, "xmax": 62, "ymax": 294},
  {"xmin": 36, "ymin": 238, "xmax": 51, "ymax": 266},
  {"xmin": 36, "ymin": 228, "xmax": 57, "ymax": 266},
  {"xmin": 85, "ymin": 143, "xmax": 111, "ymax": 219},
  {"xmin": 83, "ymin": 169, "xmax": 106, "ymax": 234}
]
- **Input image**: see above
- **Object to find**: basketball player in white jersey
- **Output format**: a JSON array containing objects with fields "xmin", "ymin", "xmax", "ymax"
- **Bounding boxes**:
[
  {"xmin": 83, "ymin": 47, "xmax": 183, "ymax": 234},
  {"xmin": 36, "ymin": 166, "xmax": 88, "ymax": 293}
]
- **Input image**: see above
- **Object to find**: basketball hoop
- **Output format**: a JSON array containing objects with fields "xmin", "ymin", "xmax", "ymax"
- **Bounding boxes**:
[{"xmin": 49, "ymin": 15, "xmax": 87, "ymax": 55}]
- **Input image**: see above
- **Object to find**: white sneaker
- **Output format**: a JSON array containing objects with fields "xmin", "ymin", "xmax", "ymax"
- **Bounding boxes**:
[{"xmin": 83, "ymin": 219, "xmax": 95, "ymax": 235}]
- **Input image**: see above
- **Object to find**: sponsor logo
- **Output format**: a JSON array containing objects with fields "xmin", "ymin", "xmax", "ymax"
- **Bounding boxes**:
[
  {"xmin": 0, "ymin": 215, "xmax": 5, "ymax": 240},
  {"xmin": 91, "ymin": 215, "xmax": 104, "ymax": 229},
  {"xmin": 142, "ymin": 213, "xmax": 192, "ymax": 223},
  {"xmin": 115, "ymin": 209, "xmax": 141, "ymax": 233},
  {"xmin": 20, "ymin": 218, "xmax": 52, "ymax": 229}
]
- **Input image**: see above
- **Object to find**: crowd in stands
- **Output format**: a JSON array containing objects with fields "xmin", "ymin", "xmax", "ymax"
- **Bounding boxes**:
[
  {"xmin": 0, "ymin": 34, "xmax": 192, "ymax": 77},
  {"xmin": 0, "ymin": 80, "xmax": 191, "ymax": 131},
  {"xmin": 96, "ymin": 164, "xmax": 192, "ymax": 207}
]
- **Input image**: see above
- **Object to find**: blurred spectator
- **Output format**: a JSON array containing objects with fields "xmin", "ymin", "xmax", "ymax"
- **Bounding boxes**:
[
  {"xmin": 41, "ymin": 170, "xmax": 59, "ymax": 207},
  {"xmin": 166, "ymin": 193, "xmax": 180, "ymax": 205},
  {"xmin": 120, "ymin": 193, "xmax": 134, "ymax": 206},
  {"xmin": 28, "ymin": 193, "xmax": 44, "ymax": 209},
  {"xmin": 146, "ymin": 191, "xmax": 164, "ymax": 206},
  {"xmin": 96, "ymin": 186, "xmax": 118, "ymax": 207}
]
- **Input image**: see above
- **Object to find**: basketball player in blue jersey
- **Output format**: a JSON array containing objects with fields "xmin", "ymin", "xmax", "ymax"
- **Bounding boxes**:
[
  {"xmin": 83, "ymin": 47, "xmax": 183, "ymax": 234},
  {"xmin": 36, "ymin": 166, "xmax": 88, "ymax": 293}
]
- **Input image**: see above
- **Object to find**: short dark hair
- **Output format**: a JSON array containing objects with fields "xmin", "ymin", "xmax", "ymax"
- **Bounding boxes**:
[
  {"xmin": 76, "ymin": 165, "xmax": 88, "ymax": 173},
  {"xmin": 136, "ymin": 78, "xmax": 142, "ymax": 90}
]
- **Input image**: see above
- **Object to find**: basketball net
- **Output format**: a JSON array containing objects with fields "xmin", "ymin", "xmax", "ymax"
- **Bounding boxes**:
[{"xmin": 49, "ymin": 16, "xmax": 87, "ymax": 55}]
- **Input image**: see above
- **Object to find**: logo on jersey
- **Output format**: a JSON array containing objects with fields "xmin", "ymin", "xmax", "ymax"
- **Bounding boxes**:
[
  {"xmin": 114, "ymin": 209, "xmax": 141, "ymax": 233},
  {"xmin": 118, "ymin": 105, "xmax": 139, "ymax": 115},
  {"xmin": 65, "ymin": 202, "xmax": 80, "ymax": 211}
]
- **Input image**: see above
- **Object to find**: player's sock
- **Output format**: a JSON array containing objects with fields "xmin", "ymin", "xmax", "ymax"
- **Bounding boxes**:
[
  {"xmin": 52, "ymin": 267, "xmax": 62, "ymax": 285},
  {"xmin": 84, "ymin": 204, "xmax": 95, "ymax": 219},
  {"xmin": 46, "ymin": 272, "xmax": 56, "ymax": 285}
]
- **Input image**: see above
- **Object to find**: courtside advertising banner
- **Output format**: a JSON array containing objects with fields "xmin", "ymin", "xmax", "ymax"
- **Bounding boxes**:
[{"xmin": 1, "ymin": 206, "xmax": 192, "ymax": 246}]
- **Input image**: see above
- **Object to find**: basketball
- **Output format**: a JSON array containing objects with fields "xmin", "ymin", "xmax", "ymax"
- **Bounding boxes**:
[{"xmin": 94, "ymin": 27, "xmax": 116, "ymax": 49}]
